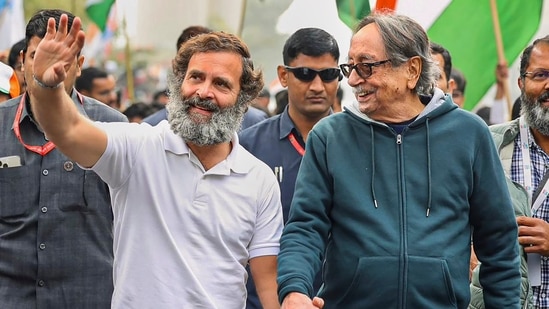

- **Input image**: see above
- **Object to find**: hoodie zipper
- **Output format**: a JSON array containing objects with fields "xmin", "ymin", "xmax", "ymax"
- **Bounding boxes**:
[{"xmin": 396, "ymin": 132, "xmax": 407, "ymax": 309}]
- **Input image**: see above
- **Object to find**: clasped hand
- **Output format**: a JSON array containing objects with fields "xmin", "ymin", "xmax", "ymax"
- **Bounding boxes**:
[
  {"xmin": 281, "ymin": 292, "xmax": 325, "ymax": 309},
  {"xmin": 517, "ymin": 216, "xmax": 549, "ymax": 255}
]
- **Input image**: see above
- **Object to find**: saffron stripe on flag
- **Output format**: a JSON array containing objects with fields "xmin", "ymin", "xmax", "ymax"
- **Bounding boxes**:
[{"xmin": 375, "ymin": 0, "xmax": 398, "ymax": 11}]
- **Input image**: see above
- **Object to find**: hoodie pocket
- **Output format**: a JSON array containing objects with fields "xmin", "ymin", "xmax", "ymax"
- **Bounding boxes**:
[
  {"xmin": 332, "ymin": 256, "xmax": 458, "ymax": 308},
  {"xmin": 336, "ymin": 256, "xmax": 400, "ymax": 308},
  {"xmin": 407, "ymin": 255, "xmax": 458, "ymax": 308}
]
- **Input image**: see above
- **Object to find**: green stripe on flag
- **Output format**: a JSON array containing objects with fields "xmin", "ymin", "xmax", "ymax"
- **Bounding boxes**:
[
  {"xmin": 427, "ymin": 0, "xmax": 543, "ymax": 111},
  {"xmin": 86, "ymin": 0, "xmax": 115, "ymax": 32},
  {"xmin": 336, "ymin": 0, "xmax": 371, "ymax": 29}
]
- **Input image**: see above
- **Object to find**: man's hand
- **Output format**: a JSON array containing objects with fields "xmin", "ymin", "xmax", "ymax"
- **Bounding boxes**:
[
  {"xmin": 494, "ymin": 62, "xmax": 508, "ymax": 100},
  {"xmin": 281, "ymin": 292, "xmax": 324, "ymax": 309},
  {"xmin": 495, "ymin": 62, "xmax": 509, "ymax": 86},
  {"xmin": 33, "ymin": 14, "xmax": 85, "ymax": 88},
  {"xmin": 470, "ymin": 244, "xmax": 478, "ymax": 281},
  {"xmin": 517, "ymin": 216, "xmax": 549, "ymax": 256}
]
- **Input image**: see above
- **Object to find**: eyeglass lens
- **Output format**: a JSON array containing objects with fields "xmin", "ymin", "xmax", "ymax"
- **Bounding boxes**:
[
  {"xmin": 524, "ymin": 70, "xmax": 549, "ymax": 82},
  {"xmin": 340, "ymin": 60, "xmax": 391, "ymax": 79}
]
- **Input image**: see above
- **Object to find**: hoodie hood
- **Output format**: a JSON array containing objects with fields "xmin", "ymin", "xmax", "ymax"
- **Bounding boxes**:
[{"xmin": 345, "ymin": 88, "xmax": 456, "ymax": 124}]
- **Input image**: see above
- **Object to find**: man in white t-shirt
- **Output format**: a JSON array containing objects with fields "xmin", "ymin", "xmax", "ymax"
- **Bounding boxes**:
[{"xmin": 28, "ymin": 14, "xmax": 283, "ymax": 309}]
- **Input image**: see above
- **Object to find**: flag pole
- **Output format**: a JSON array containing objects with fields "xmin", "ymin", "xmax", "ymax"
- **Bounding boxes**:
[
  {"xmin": 237, "ymin": 0, "xmax": 248, "ymax": 37},
  {"xmin": 122, "ymin": 15, "xmax": 134, "ymax": 103},
  {"xmin": 489, "ymin": 0, "xmax": 512, "ymax": 121}
]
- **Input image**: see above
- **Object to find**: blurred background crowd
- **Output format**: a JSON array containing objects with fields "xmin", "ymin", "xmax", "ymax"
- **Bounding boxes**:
[{"xmin": 1, "ymin": 0, "xmax": 549, "ymax": 121}]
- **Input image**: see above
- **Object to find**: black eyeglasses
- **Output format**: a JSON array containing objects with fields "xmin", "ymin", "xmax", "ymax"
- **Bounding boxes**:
[
  {"xmin": 284, "ymin": 67, "xmax": 342, "ymax": 82},
  {"xmin": 522, "ymin": 70, "xmax": 549, "ymax": 82},
  {"xmin": 339, "ymin": 59, "xmax": 391, "ymax": 79}
]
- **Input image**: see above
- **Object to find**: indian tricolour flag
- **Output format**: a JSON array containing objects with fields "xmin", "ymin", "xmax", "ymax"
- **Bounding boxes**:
[
  {"xmin": 83, "ymin": 0, "xmax": 118, "ymax": 67},
  {"xmin": 86, "ymin": 0, "xmax": 115, "ymax": 32},
  {"xmin": 335, "ymin": 0, "xmax": 548, "ymax": 112}
]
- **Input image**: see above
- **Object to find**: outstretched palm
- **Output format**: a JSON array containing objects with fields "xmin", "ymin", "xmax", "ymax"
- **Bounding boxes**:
[{"xmin": 33, "ymin": 14, "xmax": 86, "ymax": 87}]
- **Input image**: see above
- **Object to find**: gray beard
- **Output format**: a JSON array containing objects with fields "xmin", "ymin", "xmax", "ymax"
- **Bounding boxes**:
[
  {"xmin": 165, "ymin": 75, "xmax": 247, "ymax": 146},
  {"xmin": 521, "ymin": 90, "xmax": 549, "ymax": 136}
]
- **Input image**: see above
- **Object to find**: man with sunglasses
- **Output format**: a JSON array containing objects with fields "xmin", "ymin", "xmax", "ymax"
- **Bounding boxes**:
[
  {"xmin": 277, "ymin": 12, "xmax": 520, "ymax": 309},
  {"xmin": 239, "ymin": 27, "xmax": 341, "ymax": 309},
  {"xmin": 470, "ymin": 35, "xmax": 549, "ymax": 309}
]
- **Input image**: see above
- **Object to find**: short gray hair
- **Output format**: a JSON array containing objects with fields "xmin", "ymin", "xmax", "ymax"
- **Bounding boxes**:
[{"xmin": 356, "ymin": 12, "xmax": 437, "ymax": 96}]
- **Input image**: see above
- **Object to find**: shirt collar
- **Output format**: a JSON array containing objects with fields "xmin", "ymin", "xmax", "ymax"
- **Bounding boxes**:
[
  {"xmin": 278, "ymin": 104, "xmax": 334, "ymax": 140},
  {"xmin": 278, "ymin": 105, "xmax": 296, "ymax": 140},
  {"xmin": 14, "ymin": 89, "xmax": 84, "ymax": 129},
  {"xmin": 163, "ymin": 124, "xmax": 250, "ymax": 174}
]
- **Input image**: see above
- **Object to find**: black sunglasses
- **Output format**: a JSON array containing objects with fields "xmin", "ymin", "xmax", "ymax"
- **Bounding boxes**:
[
  {"xmin": 284, "ymin": 66, "xmax": 342, "ymax": 82},
  {"xmin": 339, "ymin": 59, "xmax": 391, "ymax": 79}
]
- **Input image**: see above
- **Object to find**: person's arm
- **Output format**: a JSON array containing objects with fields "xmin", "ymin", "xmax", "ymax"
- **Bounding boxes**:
[
  {"xmin": 489, "ymin": 62, "xmax": 509, "ymax": 125},
  {"xmin": 277, "ymin": 129, "xmax": 331, "ymax": 306},
  {"xmin": 30, "ymin": 14, "xmax": 106, "ymax": 168},
  {"xmin": 249, "ymin": 255, "xmax": 280, "ymax": 309},
  {"xmin": 470, "ymin": 127, "xmax": 520, "ymax": 308}
]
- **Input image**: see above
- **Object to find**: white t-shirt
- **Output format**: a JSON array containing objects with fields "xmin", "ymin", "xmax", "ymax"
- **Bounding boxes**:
[{"xmin": 92, "ymin": 121, "xmax": 283, "ymax": 309}]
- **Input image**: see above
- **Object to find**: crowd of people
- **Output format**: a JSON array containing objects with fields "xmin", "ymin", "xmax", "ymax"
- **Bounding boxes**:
[{"xmin": 1, "ymin": 6, "xmax": 549, "ymax": 309}]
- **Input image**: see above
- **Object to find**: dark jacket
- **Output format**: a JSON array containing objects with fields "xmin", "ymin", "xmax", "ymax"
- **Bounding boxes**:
[{"xmin": 0, "ymin": 91, "xmax": 127, "ymax": 308}]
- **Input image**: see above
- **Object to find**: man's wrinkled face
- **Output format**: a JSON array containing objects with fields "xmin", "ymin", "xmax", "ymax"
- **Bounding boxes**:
[{"xmin": 344, "ymin": 23, "xmax": 418, "ymax": 121}]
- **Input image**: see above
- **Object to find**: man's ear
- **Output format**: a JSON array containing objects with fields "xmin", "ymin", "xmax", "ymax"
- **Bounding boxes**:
[
  {"xmin": 448, "ymin": 78, "xmax": 456, "ymax": 94},
  {"xmin": 76, "ymin": 55, "xmax": 85, "ymax": 77},
  {"xmin": 277, "ymin": 65, "xmax": 289, "ymax": 88},
  {"xmin": 518, "ymin": 76, "xmax": 524, "ymax": 90},
  {"xmin": 407, "ymin": 56, "xmax": 422, "ymax": 90}
]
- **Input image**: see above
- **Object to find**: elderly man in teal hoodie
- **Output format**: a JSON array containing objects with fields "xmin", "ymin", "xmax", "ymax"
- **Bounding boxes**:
[{"xmin": 277, "ymin": 11, "xmax": 521, "ymax": 309}]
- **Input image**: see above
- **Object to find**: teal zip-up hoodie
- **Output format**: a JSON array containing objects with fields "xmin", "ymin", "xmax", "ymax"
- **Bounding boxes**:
[{"xmin": 277, "ymin": 89, "xmax": 521, "ymax": 308}]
